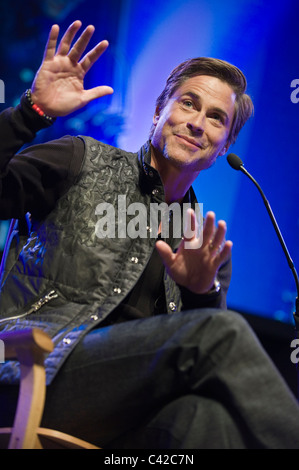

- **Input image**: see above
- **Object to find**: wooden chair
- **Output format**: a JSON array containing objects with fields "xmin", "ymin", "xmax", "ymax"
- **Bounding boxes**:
[{"xmin": 0, "ymin": 328, "xmax": 99, "ymax": 449}]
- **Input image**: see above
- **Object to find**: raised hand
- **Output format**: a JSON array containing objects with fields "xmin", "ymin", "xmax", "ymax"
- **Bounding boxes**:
[
  {"xmin": 156, "ymin": 210, "xmax": 232, "ymax": 294},
  {"xmin": 31, "ymin": 21, "xmax": 114, "ymax": 117}
]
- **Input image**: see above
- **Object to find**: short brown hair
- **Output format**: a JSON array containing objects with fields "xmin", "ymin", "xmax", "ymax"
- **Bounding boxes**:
[{"xmin": 149, "ymin": 57, "xmax": 253, "ymax": 146}]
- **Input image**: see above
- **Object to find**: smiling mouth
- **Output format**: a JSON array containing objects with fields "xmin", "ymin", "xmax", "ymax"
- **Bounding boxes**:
[{"xmin": 175, "ymin": 134, "xmax": 205, "ymax": 149}]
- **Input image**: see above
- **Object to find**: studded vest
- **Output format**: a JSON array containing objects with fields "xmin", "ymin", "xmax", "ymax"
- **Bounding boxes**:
[{"xmin": 0, "ymin": 137, "xmax": 185, "ymax": 384}]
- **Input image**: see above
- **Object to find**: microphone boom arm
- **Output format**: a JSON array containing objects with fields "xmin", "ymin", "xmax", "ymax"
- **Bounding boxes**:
[
  {"xmin": 227, "ymin": 153, "xmax": 299, "ymax": 326},
  {"xmin": 240, "ymin": 166, "xmax": 299, "ymax": 292}
]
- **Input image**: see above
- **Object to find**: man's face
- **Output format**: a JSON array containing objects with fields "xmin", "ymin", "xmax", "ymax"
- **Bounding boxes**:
[{"xmin": 151, "ymin": 75, "xmax": 236, "ymax": 173}]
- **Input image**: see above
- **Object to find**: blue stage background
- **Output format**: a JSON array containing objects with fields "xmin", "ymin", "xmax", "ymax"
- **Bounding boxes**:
[{"xmin": 0, "ymin": 0, "xmax": 298, "ymax": 324}]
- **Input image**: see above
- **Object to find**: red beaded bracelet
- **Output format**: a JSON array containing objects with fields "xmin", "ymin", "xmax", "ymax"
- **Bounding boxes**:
[{"xmin": 25, "ymin": 89, "xmax": 54, "ymax": 123}]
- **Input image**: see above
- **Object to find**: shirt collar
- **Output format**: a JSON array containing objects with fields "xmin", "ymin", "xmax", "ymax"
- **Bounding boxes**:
[{"xmin": 137, "ymin": 140, "xmax": 197, "ymax": 206}]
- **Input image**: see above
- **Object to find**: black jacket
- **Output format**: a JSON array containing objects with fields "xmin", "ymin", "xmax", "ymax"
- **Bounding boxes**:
[{"xmin": 0, "ymin": 95, "xmax": 231, "ymax": 384}]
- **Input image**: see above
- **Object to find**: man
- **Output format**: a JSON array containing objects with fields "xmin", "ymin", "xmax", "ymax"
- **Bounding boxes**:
[{"xmin": 0, "ymin": 21, "xmax": 299, "ymax": 449}]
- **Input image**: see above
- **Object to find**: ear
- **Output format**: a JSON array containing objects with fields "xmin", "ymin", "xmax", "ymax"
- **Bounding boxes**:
[
  {"xmin": 219, "ymin": 143, "xmax": 229, "ymax": 157},
  {"xmin": 153, "ymin": 106, "xmax": 160, "ymax": 126}
]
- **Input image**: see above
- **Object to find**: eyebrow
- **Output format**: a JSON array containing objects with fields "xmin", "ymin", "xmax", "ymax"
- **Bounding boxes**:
[{"xmin": 181, "ymin": 91, "xmax": 230, "ymax": 124}]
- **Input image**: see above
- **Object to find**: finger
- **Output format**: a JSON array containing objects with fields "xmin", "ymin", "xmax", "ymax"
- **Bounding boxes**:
[
  {"xmin": 82, "ymin": 85, "xmax": 114, "ymax": 104},
  {"xmin": 68, "ymin": 25, "xmax": 95, "ymax": 63},
  {"xmin": 209, "ymin": 220, "xmax": 227, "ymax": 255},
  {"xmin": 202, "ymin": 211, "xmax": 215, "ymax": 247},
  {"xmin": 79, "ymin": 40, "xmax": 110, "ymax": 74},
  {"xmin": 214, "ymin": 240, "xmax": 233, "ymax": 267},
  {"xmin": 43, "ymin": 24, "xmax": 60, "ymax": 61},
  {"xmin": 182, "ymin": 209, "xmax": 203, "ymax": 250},
  {"xmin": 183, "ymin": 208, "xmax": 197, "ymax": 241},
  {"xmin": 56, "ymin": 20, "xmax": 82, "ymax": 56}
]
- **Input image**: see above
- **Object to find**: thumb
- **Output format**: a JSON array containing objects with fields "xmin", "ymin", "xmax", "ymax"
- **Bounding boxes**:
[
  {"xmin": 155, "ymin": 240, "xmax": 175, "ymax": 268},
  {"xmin": 83, "ymin": 85, "xmax": 114, "ymax": 104}
]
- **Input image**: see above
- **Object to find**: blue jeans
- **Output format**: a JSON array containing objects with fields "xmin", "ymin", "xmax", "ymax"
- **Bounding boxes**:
[{"xmin": 2, "ymin": 308, "xmax": 299, "ymax": 448}]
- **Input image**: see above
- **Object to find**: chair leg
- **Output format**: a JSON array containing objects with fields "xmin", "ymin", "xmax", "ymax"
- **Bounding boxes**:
[{"xmin": 9, "ymin": 349, "xmax": 46, "ymax": 449}]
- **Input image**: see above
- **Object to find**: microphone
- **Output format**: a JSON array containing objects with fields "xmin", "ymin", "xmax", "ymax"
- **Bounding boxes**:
[
  {"xmin": 227, "ymin": 153, "xmax": 243, "ymax": 171},
  {"xmin": 227, "ymin": 153, "xmax": 299, "ymax": 328}
]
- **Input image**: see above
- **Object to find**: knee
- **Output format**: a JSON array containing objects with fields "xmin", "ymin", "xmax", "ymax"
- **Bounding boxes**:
[
  {"xmin": 213, "ymin": 309, "xmax": 252, "ymax": 334},
  {"xmin": 186, "ymin": 308, "xmax": 254, "ymax": 339},
  {"xmin": 205, "ymin": 309, "xmax": 262, "ymax": 359},
  {"xmin": 185, "ymin": 308, "xmax": 260, "ymax": 360}
]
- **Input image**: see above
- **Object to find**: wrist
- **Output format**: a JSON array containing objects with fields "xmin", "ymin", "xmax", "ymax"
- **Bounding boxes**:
[
  {"xmin": 189, "ymin": 277, "xmax": 221, "ymax": 295},
  {"xmin": 24, "ymin": 89, "xmax": 56, "ymax": 124},
  {"xmin": 180, "ymin": 276, "xmax": 221, "ymax": 296}
]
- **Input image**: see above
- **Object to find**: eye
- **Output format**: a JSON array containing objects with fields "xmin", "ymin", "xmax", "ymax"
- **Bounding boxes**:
[
  {"xmin": 182, "ymin": 99, "xmax": 194, "ymax": 108},
  {"xmin": 210, "ymin": 113, "xmax": 225, "ymax": 125}
]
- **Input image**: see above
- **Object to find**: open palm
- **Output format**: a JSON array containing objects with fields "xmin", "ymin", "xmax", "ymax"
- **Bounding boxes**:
[
  {"xmin": 156, "ymin": 210, "xmax": 232, "ymax": 294},
  {"xmin": 31, "ymin": 21, "xmax": 113, "ymax": 117}
]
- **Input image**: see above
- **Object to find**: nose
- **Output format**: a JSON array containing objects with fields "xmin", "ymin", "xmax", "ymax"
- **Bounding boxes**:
[{"xmin": 186, "ymin": 112, "xmax": 205, "ymax": 134}]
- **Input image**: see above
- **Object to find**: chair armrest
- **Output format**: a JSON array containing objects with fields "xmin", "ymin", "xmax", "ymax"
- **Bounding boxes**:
[{"xmin": 0, "ymin": 328, "xmax": 53, "ymax": 360}]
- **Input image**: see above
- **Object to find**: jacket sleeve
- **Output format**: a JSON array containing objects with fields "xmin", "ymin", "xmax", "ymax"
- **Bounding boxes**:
[
  {"xmin": 0, "ymin": 93, "xmax": 84, "ymax": 220},
  {"xmin": 179, "ymin": 256, "xmax": 232, "ymax": 310}
]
